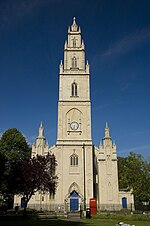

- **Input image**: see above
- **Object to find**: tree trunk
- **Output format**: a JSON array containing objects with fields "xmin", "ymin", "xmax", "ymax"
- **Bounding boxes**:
[{"xmin": 23, "ymin": 200, "xmax": 28, "ymax": 217}]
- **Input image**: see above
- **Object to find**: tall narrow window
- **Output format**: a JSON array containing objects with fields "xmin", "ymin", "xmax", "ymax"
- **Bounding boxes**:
[
  {"xmin": 71, "ymin": 82, "xmax": 77, "ymax": 96},
  {"xmin": 70, "ymin": 153, "xmax": 78, "ymax": 166},
  {"xmin": 72, "ymin": 56, "xmax": 77, "ymax": 68},
  {"xmin": 73, "ymin": 38, "xmax": 76, "ymax": 47}
]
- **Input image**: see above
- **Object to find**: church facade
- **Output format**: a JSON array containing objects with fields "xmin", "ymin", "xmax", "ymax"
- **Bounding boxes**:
[{"xmin": 15, "ymin": 18, "xmax": 134, "ymax": 212}]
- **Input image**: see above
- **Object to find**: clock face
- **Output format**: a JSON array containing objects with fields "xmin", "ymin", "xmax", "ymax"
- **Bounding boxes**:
[{"xmin": 70, "ymin": 122, "xmax": 79, "ymax": 130}]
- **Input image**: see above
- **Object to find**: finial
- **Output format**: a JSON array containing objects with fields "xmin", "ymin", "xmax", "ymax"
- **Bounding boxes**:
[
  {"xmin": 59, "ymin": 60, "xmax": 63, "ymax": 73},
  {"xmin": 104, "ymin": 122, "xmax": 111, "ymax": 138},
  {"xmin": 40, "ymin": 121, "xmax": 43, "ymax": 128},
  {"xmin": 81, "ymin": 39, "xmax": 84, "ymax": 48},
  {"xmin": 71, "ymin": 17, "xmax": 78, "ymax": 31},
  {"xmin": 38, "ymin": 121, "xmax": 45, "ymax": 138},
  {"xmin": 64, "ymin": 40, "xmax": 67, "ymax": 49},
  {"xmin": 106, "ymin": 121, "xmax": 108, "ymax": 129},
  {"xmin": 86, "ymin": 60, "xmax": 90, "ymax": 73}
]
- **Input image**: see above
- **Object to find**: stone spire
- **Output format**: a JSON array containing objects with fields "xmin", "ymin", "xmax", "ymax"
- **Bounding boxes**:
[
  {"xmin": 104, "ymin": 121, "xmax": 111, "ymax": 138},
  {"xmin": 32, "ymin": 122, "xmax": 47, "ymax": 157},
  {"xmin": 71, "ymin": 17, "xmax": 78, "ymax": 32},
  {"xmin": 38, "ymin": 121, "xmax": 45, "ymax": 138}
]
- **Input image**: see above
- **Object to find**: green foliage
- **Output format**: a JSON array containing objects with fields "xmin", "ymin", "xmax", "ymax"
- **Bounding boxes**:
[
  {"xmin": 0, "ymin": 128, "xmax": 30, "ymax": 162},
  {"xmin": 118, "ymin": 152, "xmax": 150, "ymax": 207},
  {"xmin": 0, "ymin": 128, "xmax": 31, "ymax": 208},
  {"xmin": 0, "ymin": 153, "xmax": 6, "ymax": 185},
  {"xmin": 16, "ymin": 154, "xmax": 57, "ymax": 211}
]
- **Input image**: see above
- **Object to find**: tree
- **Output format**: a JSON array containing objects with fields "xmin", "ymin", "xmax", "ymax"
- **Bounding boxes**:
[
  {"xmin": 0, "ymin": 153, "xmax": 6, "ymax": 194},
  {"xmin": 17, "ymin": 153, "xmax": 57, "ymax": 214},
  {"xmin": 0, "ymin": 128, "xmax": 31, "ymax": 209},
  {"xmin": 118, "ymin": 152, "xmax": 150, "ymax": 209},
  {"xmin": 0, "ymin": 128, "xmax": 30, "ymax": 161}
]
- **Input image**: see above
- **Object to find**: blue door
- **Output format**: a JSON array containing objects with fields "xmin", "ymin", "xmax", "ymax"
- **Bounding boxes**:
[
  {"xmin": 122, "ymin": 197, "xmax": 127, "ymax": 208},
  {"xmin": 21, "ymin": 197, "xmax": 27, "ymax": 208},
  {"xmin": 70, "ymin": 198, "xmax": 78, "ymax": 211},
  {"xmin": 70, "ymin": 191, "xmax": 79, "ymax": 211}
]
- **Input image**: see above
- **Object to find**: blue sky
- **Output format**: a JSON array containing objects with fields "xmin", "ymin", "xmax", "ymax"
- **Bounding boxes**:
[{"xmin": 0, "ymin": 0, "xmax": 150, "ymax": 159}]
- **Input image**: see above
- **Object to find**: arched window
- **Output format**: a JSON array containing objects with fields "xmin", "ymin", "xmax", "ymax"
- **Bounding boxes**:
[
  {"xmin": 73, "ymin": 38, "xmax": 76, "ymax": 47},
  {"xmin": 71, "ymin": 82, "xmax": 77, "ymax": 96},
  {"xmin": 72, "ymin": 56, "xmax": 77, "ymax": 68},
  {"xmin": 70, "ymin": 153, "xmax": 78, "ymax": 166}
]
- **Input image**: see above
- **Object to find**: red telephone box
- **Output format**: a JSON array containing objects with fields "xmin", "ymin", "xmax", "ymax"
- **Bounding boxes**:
[{"xmin": 90, "ymin": 198, "xmax": 97, "ymax": 215}]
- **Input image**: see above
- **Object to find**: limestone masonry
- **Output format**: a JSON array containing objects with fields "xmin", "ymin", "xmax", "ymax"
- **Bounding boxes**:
[{"xmin": 15, "ymin": 18, "xmax": 134, "ymax": 212}]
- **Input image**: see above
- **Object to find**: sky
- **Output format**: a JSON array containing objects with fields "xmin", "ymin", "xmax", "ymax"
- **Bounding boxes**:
[{"xmin": 0, "ymin": 0, "xmax": 150, "ymax": 159}]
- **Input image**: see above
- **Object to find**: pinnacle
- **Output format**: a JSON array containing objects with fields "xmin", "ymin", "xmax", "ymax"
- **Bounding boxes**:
[
  {"xmin": 71, "ymin": 17, "xmax": 78, "ymax": 31},
  {"xmin": 104, "ymin": 122, "xmax": 111, "ymax": 138},
  {"xmin": 106, "ymin": 121, "xmax": 109, "ymax": 129},
  {"xmin": 40, "ymin": 121, "xmax": 43, "ymax": 128}
]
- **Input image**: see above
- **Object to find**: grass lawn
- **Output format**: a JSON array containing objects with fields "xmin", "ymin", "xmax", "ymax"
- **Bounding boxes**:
[{"xmin": 0, "ymin": 218, "xmax": 150, "ymax": 226}]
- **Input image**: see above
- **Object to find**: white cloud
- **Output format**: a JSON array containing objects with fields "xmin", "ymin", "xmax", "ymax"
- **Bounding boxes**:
[
  {"xmin": 0, "ymin": 0, "xmax": 51, "ymax": 30},
  {"xmin": 118, "ymin": 129, "xmax": 150, "ymax": 140},
  {"xmin": 120, "ymin": 83, "xmax": 130, "ymax": 92},
  {"xmin": 91, "ymin": 28, "xmax": 150, "ymax": 71},
  {"xmin": 119, "ymin": 144, "xmax": 150, "ymax": 156},
  {"xmin": 102, "ymin": 28, "xmax": 150, "ymax": 58}
]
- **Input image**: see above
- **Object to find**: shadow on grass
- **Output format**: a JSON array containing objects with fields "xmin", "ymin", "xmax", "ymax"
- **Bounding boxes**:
[{"xmin": 0, "ymin": 216, "xmax": 86, "ymax": 226}]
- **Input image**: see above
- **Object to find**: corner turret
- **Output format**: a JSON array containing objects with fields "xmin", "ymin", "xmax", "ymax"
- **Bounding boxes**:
[{"xmin": 31, "ymin": 122, "xmax": 49, "ymax": 157}]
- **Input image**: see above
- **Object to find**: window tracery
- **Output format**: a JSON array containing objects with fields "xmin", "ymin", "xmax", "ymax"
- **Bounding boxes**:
[{"xmin": 70, "ymin": 152, "xmax": 78, "ymax": 166}]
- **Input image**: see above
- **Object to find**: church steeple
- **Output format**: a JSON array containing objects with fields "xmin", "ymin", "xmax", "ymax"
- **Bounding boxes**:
[{"xmin": 57, "ymin": 18, "xmax": 92, "ymax": 145}]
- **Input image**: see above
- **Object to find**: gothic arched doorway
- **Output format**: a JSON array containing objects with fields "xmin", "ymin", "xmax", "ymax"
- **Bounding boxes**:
[{"xmin": 70, "ymin": 190, "xmax": 79, "ymax": 211}]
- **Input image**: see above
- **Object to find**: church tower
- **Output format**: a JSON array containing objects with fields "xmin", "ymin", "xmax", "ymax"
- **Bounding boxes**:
[
  {"xmin": 52, "ymin": 18, "xmax": 93, "ymax": 211},
  {"xmin": 97, "ymin": 122, "xmax": 120, "ymax": 210},
  {"xmin": 57, "ymin": 17, "xmax": 91, "ymax": 146}
]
